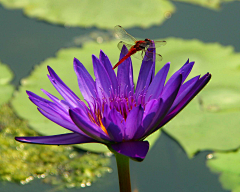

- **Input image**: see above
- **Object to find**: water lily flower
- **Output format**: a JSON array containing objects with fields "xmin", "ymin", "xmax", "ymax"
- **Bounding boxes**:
[{"xmin": 15, "ymin": 45, "xmax": 211, "ymax": 163}]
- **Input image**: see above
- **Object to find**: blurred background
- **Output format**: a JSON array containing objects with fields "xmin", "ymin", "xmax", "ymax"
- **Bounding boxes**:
[{"xmin": 0, "ymin": 1, "xmax": 239, "ymax": 191}]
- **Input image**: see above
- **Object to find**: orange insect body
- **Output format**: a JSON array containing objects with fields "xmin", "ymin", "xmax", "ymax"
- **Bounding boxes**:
[
  {"xmin": 112, "ymin": 39, "xmax": 152, "ymax": 69},
  {"xmin": 113, "ymin": 25, "xmax": 166, "ymax": 69}
]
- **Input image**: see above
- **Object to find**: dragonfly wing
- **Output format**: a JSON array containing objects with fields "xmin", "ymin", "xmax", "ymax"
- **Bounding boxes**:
[
  {"xmin": 148, "ymin": 40, "xmax": 167, "ymax": 48},
  {"xmin": 142, "ymin": 51, "xmax": 163, "ymax": 62},
  {"xmin": 114, "ymin": 25, "xmax": 137, "ymax": 43},
  {"xmin": 155, "ymin": 53, "xmax": 163, "ymax": 61},
  {"xmin": 117, "ymin": 41, "xmax": 133, "ymax": 51},
  {"xmin": 117, "ymin": 41, "xmax": 143, "ymax": 60},
  {"xmin": 131, "ymin": 50, "xmax": 144, "ymax": 60}
]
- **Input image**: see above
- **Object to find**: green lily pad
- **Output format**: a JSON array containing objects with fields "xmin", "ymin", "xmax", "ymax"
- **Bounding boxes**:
[
  {"xmin": 0, "ymin": 0, "xmax": 175, "ymax": 29},
  {"xmin": 158, "ymin": 38, "xmax": 240, "ymax": 158},
  {"xmin": 206, "ymin": 149, "xmax": 240, "ymax": 192},
  {"xmin": 173, "ymin": 0, "xmax": 240, "ymax": 10},
  {"xmin": 0, "ymin": 61, "xmax": 14, "ymax": 106},
  {"xmin": 11, "ymin": 40, "xmax": 161, "ymax": 153}
]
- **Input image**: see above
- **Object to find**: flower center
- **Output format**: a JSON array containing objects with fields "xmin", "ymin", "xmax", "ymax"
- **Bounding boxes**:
[{"xmin": 86, "ymin": 87, "xmax": 147, "ymax": 135}]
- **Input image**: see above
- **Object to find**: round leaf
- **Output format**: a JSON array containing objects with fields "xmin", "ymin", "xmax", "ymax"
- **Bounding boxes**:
[
  {"xmin": 0, "ymin": 0, "xmax": 175, "ymax": 29},
  {"xmin": 159, "ymin": 38, "xmax": 240, "ymax": 158}
]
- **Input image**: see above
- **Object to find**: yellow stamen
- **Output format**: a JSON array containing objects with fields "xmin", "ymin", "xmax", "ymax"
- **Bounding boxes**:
[
  {"xmin": 99, "ymin": 116, "xmax": 109, "ymax": 136},
  {"xmin": 87, "ymin": 110, "xmax": 109, "ymax": 136}
]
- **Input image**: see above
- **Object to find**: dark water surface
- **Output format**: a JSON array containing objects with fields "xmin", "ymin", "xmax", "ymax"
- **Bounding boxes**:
[{"xmin": 0, "ymin": 1, "xmax": 239, "ymax": 191}]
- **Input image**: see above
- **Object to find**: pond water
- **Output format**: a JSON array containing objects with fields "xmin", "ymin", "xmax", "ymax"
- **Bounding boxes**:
[{"xmin": 0, "ymin": 1, "xmax": 239, "ymax": 192}]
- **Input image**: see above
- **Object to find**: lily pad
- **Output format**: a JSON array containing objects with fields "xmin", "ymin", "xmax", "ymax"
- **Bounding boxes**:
[
  {"xmin": 11, "ymin": 40, "xmax": 161, "ymax": 153},
  {"xmin": 0, "ymin": 61, "xmax": 14, "ymax": 106},
  {"xmin": 173, "ymin": 0, "xmax": 240, "ymax": 10},
  {"xmin": 158, "ymin": 38, "xmax": 240, "ymax": 158},
  {"xmin": 0, "ymin": 0, "xmax": 175, "ymax": 29},
  {"xmin": 206, "ymin": 149, "xmax": 240, "ymax": 192}
]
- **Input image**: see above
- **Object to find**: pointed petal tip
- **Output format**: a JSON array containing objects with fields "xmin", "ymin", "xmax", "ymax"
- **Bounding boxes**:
[
  {"xmin": 121, "ymin": 44, "xmax": 129, "ymax": 54},
  {"xmin": 92, "ymin": 54, "xmax": 101, "ymax": 67},
  {"xmin": 15, "ymin": 136, "xmax": 38, "ymax": 144},
  {"xmin": 73, "ymin": 57, "xmax": 81, "ymax": 67},
  {"xmin": 47, "ymin": 65, "xmax": 53, "ymax": 72},
  {"xmin": 15, "ymin": 137, "xmax": 27, "ymax": 142},
  {"xmin": 26, "ymin": 90, "xmax": 32, "ymax": 95},
  {"xmin": 15, "ymin": 136, "xmax": 35, "ymax": 144},
  {"xmin": 99, "ymin": 49, "xmax": 105, "ymax": 55},
  {"xmin": 204, "ymin": 72, "xmax": 212, "ymax": 82},
  {"xmin": 185, "ymin": 58, "xmax": 190, "ymax": 64},
  {"xmin": 188, "ymin": 61, "xmax": 195, "ymax": 68},
  {"xmin": 15, "ymin": 133, "xmax": 96, "ymax": 145},
  {"xmin": 164, "ymin": 62, "xmax": 171, "ymax": 69},
  {"xmin": 73, "ymin": 57, "xmax": 78, "ymax": 63},
  {"xmin": 92, "ymin": 54, "xmax": 98, "ymax": 60},
  {"xmin": 201, "ymin": 72, "xmax": 211, "ymax": 81}
]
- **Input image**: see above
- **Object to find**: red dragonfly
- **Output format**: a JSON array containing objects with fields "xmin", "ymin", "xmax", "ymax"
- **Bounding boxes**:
[{"xmin": 113, "ymin": 25, "xmax": 166, "ymax": 69}]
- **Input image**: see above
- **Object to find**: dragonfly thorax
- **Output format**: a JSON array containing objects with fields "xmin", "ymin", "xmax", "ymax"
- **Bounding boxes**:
[{"xmin": 135, "ymin": 39, "xmax": 152, "ymax": 51}]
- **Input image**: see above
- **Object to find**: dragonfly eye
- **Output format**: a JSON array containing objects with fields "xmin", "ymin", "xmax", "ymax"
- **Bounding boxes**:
[{"xmin": 144, "ymin": 39, "xmax": 151, "ymax": 45}]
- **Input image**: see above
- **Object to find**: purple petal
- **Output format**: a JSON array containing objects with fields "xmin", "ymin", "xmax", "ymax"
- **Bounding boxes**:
[
  {"xmin": 73, "ymin": 58, "xmax": 97, "ymax": 107},
  {"xmin": 29, "ymin": 96, "xmax": 65, "ymax": 118},
  {"xmin": 169, "ymin": 75, "xmax": 199, "ymax": 113},
  {"xmin": 47, "ymin": 66, "xmax": 83, "ymax": 109},
  {"xmin": 117, "ymin": 45, "xmax": 134, "ymax": 96},
  {"xmin": 103, "ymin": 103, "xmax": 111, "ymax": 118},
  {"xmin": 159, "ymin": 73, "xmax": 211, "ymax": 128},
  {"xmin": 144, "ymin": 74, "xmax": 183, "ymax": 136},
  {"xmin": 38, "ymin": 108, "xmax": 87, "ymax": 135},
  {"xmin": 141, "ymin": 98, "xmax": 164, "ymax": 137},
  {"xmin": 15, "ymin": 133, "xmax": 96, "ymax": 145},
  {"xmin": 99, "ymin": 50, "xmax": 118, "ymax": 91},
  {"xmin": 164, "ymin": 61, "xmax": 194, "ymax": 88},
  {"xmin": 161, "ymin": 73, "xmax": 183, "ymax": 101},
  {"xmin": 27, "ymin": 91, "xmax": 69, "ymax": 118},
  {"xmin": 125, "ymin": 105, "xmax": 144, "ymax": 140},
  {"xmin": 107, "ymin": 108, "xmax": 125, "ymax": 137},
  {"xmin": 41, "ymin": 89, "xmax": 87, "ymax": 113},
  {"xmin": 140, "ymin": 99, "xmax": 163, "ymax": 137},
  {"xmin": 69, "ymin": 108, "xmax": 111, "ymax": 143},
  {"xmin": 102, "ymin": 117, "xmax": 123, "ymax": 142},
  {"xmin": 110, "ymin": 141, "xmax": 149, "ymax": 162},
  {"xmin": 27, "ymin": 91, "xmax": 87, "ymax": 135},
  {"xmin": 92, "ymin": 55, "xmax": 112, "ymax": 99},
  {"xmin": 145, "ymin": 63, "xmax": 170, "ymax": 101},
  {"xmin": 135, "ymin": 41, "xmax": 156, "ymax": 97}
]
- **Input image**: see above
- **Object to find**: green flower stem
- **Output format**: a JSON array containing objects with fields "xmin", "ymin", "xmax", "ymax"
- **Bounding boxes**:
[{"xmin": 115, "ymin": 152, "xmax": 132, "ymax": 192}]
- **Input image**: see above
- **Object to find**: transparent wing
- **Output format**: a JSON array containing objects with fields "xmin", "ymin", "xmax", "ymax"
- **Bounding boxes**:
[
  {"xmin": 114, "ymin": 25, "xmax": 137, "ymax": 43},
  {"xmin": 117, "ymin": 41, "xmax": 143, "ymax": 60},
  {"xmin": 148, "ymin": 40, "xmax": 167, "ymax": 48},
  {"xmin": 132, "ymin": 50, "xmax": 145, "ymax": 60},
  {"xmin": 143, "ymin": 51, "xmax": 163, "ymax": 62},
  {"xmin": 155, "ymin": 53, "xmax": 163, "ymax": 61},
  {"xmin": 117, "ymin": 41, "xmax": 133, "ymax": 51}
]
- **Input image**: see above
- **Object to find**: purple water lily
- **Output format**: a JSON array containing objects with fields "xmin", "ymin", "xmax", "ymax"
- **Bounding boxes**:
[{"xmin": 15, "ymin": 45, "xmax": 211, "ymax": 162}]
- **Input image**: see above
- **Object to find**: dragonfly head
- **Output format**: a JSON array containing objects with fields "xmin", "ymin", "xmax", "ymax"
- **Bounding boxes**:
[{"xmin": 144, "ymin": 38, "xmax": 152, "ymax": 46}]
